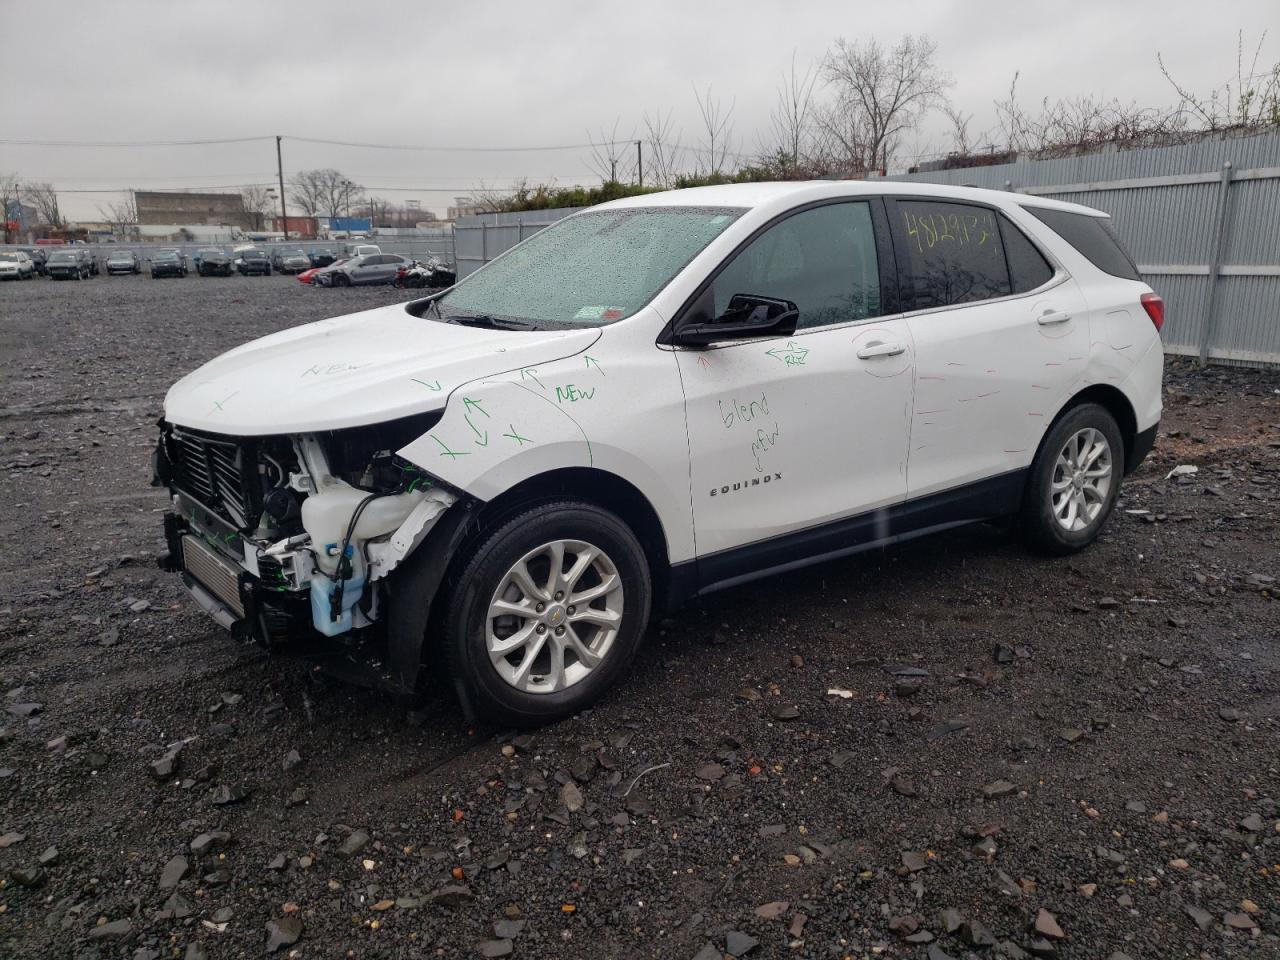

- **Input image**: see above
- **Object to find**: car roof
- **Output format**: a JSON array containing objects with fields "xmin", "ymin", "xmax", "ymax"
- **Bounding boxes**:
[{"xmin": 595, "ymin": 180, "xmax": 1107, "ymax": 218}]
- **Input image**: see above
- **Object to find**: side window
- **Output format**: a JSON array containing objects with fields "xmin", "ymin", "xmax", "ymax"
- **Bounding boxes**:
[
  {"xmin": 999, "ymin": 215, "xmax": 1055, "ymax": 293},
  {"xmin": 892, "ymin": 200, "xmax": 1010, "ymax": 310},
  {"xmin": 1024, "ymin": 206, "xmax": 1140, "ymax": 280},
  {"xmin": 712, "ymin": 202, "xmax": 882, "ymax": 330}
]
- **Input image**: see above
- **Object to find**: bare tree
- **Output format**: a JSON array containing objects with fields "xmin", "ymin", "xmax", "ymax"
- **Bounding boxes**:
[
  {"xmin": 692, "ymin": 85, "xmax": 737, "ymax": 176},
  {"xmin": 761, "ymin": 53, "xmax": 819, "ymax": 172},
  {"xmin": 640, "ymin": 109, "xmax": 683, "ymax": 187},
  {"xmin": 588, "ymin": 119, "xmax": 631, "ymax": 183},
  {"xmin": 0, "ymin": 173, "xmax": 19, "ymax": 240},
  {"xmin": 1160, "ymin": 29, "xmax": 1280, "ymax": 130},
  {"xmin": 241, "ymin": 185, "xmax": 275, "ymax": 217},
  {"xmin": 820, "ymin": 34, "xmax": 953, "ymax": 172},
  {"xmin": 943, "ymin": 105, "xmax": 975, "ymax": 156},
  {"xmin": 289, "ymin": 169, "xmax": 363, "ymax": 218},
  {"xmin": 97, "ymin": 194, "xmax": 138, "ymax": 237},
  {"xmin": 25, "ymin": 181, "xmax": 64, "ymax": 228}
]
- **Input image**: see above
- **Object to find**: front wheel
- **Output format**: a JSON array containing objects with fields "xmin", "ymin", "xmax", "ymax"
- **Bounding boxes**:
[
  {"xmin": 332, "ymin": 273, "xmax": 350, "ymax": 287},
  {"xmin": 1020, "ymin": 403, "xmax": 1124, "ymax": 555},
  {"xmin": 439, "ymin": 500, "xmax": 652, "ymax": 726}
]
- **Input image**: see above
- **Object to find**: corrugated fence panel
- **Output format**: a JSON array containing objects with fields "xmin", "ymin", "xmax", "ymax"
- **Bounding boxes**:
[
  {"xmin": 1209, "ymin": 276, "xmax": 1280, "ymax": 363},
  {"xmin": 1221, "ymin": 176, "xmax": 1280, "ymax": 265}
]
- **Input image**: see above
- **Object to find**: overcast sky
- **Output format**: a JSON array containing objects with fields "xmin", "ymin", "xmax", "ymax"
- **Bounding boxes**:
[{"xmin": 2, "ymin": 0, "xmax": 1276, "ymax": 220}]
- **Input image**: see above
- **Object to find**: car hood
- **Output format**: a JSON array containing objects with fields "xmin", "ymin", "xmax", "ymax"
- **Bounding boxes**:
[{"xmin": 164, "ymin": 302, "xmax": 601, "ymax": 435}]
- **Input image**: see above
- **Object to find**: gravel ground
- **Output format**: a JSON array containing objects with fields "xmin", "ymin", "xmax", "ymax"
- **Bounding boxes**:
[{"xmin": 0, "ymin": 273, "xmax": 1277, "ymax": 960}]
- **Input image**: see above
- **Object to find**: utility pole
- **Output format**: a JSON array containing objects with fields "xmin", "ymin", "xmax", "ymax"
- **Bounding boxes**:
[
  {"xmin": 635, "ymin": 140, "xmax": 643, "ymax": 187},
  {"xmin": 275, "ymin": 135, "xmax": 288, "ymax": 237}
]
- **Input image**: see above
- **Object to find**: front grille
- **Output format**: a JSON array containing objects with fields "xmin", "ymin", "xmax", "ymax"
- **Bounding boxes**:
[
  {"xmin": 167, "ymin": 428, "xmax": 256, "ymax": 530},
  {"xmin": 182, "ymin": 535, "xmax": 245, "ymax": 618}
]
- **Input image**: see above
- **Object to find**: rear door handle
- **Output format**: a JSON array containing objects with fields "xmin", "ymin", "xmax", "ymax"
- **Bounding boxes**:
[
  {"xmin": 856, "ymin": 341, "xmax": 906, "ymax": 359},
  {"xmin": 1037, "ymin": 309, "xmax": 1072, "ymax": 325}
]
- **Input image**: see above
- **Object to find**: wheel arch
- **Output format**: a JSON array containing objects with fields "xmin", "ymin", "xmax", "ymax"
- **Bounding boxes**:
[
  {"xmin": 1055, "ymin": 384, "xmax": 1140, "ymax": 474},
  {"xmin": 471, "ymin": 466, "xmax": 673, "ymax": 596}
]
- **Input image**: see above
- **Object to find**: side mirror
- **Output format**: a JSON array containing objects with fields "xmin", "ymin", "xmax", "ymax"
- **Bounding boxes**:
[{"xmin": 674, "ymin": 294, "xmax": 799, "ymax": 347}]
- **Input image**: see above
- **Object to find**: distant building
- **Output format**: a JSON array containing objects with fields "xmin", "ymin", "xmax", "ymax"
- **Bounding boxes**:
[
  {"xmin": 447, "ymin": 196, "xmax": 493, "ymax": 220},
  {"xmin": 135, "ymin": 191, "xmax": 255, "ymax": 230},
  {"xmin": 268, "ymin": 215, "xmax": 319, "ymax": 239}
]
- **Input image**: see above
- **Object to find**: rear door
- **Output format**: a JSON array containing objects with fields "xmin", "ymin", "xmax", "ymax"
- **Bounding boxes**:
[
  {"xmin": 675, "ymin": 199, "xmax": 915, "ymax": 570},
  {"xmin": 887, "ymin": 197, "xmax": 1089, "ymax": 499}
]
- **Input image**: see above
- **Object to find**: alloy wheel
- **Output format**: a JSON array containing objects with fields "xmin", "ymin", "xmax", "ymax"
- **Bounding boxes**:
[
  {"xmin": 1050, "ymin": 427, "xmax": 1113, "ymax": 532},
  {"xmin": 485, "ymin": 539, "xmax": 624, "ymax": 694}
]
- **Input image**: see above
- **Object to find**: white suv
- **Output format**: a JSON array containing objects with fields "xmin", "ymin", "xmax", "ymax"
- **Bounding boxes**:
[{"xmin": 155, "ymin": 181, "xmax": 1163, "ymax": 724}]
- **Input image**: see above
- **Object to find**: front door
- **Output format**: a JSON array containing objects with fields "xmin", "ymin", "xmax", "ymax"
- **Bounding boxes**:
[{"xmin": 674, "ymin": 200, "xmax": 915, "ymax": 572}]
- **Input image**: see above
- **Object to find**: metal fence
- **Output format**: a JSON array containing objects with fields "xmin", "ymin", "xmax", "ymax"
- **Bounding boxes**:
[
  {"xmin": 453, "ymin": 207, "xmax": 580, "ymax": 279},
  {"xmin": 886, "ymin": 130, "xmax": 1280, "ymax": 366}
]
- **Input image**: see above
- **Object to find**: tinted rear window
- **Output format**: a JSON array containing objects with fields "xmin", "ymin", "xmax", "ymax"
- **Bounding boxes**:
[{"xmin": 1025, "ymin": 207, "xmax": 1139, "ymax": 280}]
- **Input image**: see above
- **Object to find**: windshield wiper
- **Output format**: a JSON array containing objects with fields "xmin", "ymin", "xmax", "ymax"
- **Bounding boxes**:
[{"xmin": 444, "ymin": 313, "xmax": 532, "ymax": 330}]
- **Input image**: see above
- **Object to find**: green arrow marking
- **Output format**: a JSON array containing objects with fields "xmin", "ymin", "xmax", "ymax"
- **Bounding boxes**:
[
  {"xmin": 584, "ymin": 355, "xmax": 605, "ymax": 376},
  {"xmin": 411, "ymin": 377, "xmax": 443, "ymax": 391},
  {"xmin": 462, "ymin": 396, "xmax": 490, "ymax": 418},
  {"xmin": 520, "ymin": 367, "xmax": 544, "ymax": 390}
]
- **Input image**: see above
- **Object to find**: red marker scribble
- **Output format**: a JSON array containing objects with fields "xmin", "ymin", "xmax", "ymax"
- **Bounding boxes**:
[
  {"xmin": 601, "ymin": 309, "xmax": 623, "ymax": 321},
  {"xmin": 1031, "ymin": 384, "xmax": 1050, "ymax": 390},
  {"xmin": 958, "ymin": 391, "xmax": 1000, "ymax": 402},
  {"xmin": 918, "ymin": 376, "xmax": 946, "ymax": 382},
  {"xmin": 696, "ymin": 356, "xmax": 710, "ymax": 368},
  {"xmin": 1026, "ymin": 412, "xmax": 1044, "ymax": 417},
  {"xmin": 915, "ymin": 409, "xmax": 946, "ymax": 415}
]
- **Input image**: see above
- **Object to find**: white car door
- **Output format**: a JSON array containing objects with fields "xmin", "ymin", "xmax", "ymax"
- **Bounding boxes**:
[
  {"xmin": 673, "ymin": 200, "xmax": 914, "ymax": 582},
  {"xmin": 886, "ymin": 197, "xmax": 1090, "ymax": 500}
]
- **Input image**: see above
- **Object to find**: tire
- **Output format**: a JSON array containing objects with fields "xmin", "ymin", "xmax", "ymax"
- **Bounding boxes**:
[
  {"xmin": 1020, "ymin": 402, "xmax": 1125, "ymax": 555},
  {"xmin": 439, "ymin": 499, "xmax": 652, "ymax": 726},
  {"xmin": 333, "ymin": 273, "xmax": 350, "ymax": 287}
]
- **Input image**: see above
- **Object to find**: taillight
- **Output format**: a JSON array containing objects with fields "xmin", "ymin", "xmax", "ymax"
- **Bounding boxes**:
[{"xmin": 1140, "ymin": 292, "xmax": 1164, "ymax": 332}]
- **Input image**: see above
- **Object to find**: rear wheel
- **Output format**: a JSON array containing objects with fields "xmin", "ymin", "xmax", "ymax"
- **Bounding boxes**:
[
  {"xmin": 440, "ymin": 500, "xmax": 652, "ymax": 726},
  {"xmin": 1020, "ymin": 403, "xmax": 1124, "ymax": 555},
  {"xmin": 333, "ymin": 273, "xmax": 350, "ymax": 287}
]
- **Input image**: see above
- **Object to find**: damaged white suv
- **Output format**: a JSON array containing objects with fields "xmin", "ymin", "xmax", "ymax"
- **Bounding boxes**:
[{"xmin": 156, "ymin": 181, "xmax": 1163, "ymax": 724}]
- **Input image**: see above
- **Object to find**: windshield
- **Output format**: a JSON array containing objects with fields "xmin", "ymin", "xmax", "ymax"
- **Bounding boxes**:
[
  {"xmin": 280, "ymin": 248, "xmax": 305, "ymax": 257},
  {"xmin": 154, "ymin": 251, "xmax": 178, "ymax": 261},
  {"xmin": 0, "ymin": 253, "xmax": 21, "ymax": 262},
  {"xmin": 108, "ymin": 252, "xmax": 134, "ymax": 260},
  {"xmin": 199, "ymin": 248, "xmax": 223, "ymax": 257},
  {"xmin": 439, "ymin": 206, "xmax": 744, "ymax": 327},
  {"xmin": 49, "ymin": 251, "xmax": 76, "ymax": 262},
  {"xmin": 242, "ymin": 249, "xmax": 266, "ymax": 258}
]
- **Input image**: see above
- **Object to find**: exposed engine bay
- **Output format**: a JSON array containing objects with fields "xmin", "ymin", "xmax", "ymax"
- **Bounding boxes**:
[{"xmin": 153, "ymin": 411, "xmax": 458, "ymax": 647}]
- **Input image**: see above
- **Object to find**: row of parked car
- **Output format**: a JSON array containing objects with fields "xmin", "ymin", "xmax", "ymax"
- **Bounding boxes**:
[{"xmin": 0, "ymin": 243, "xmax": 457, "ymax": 288}]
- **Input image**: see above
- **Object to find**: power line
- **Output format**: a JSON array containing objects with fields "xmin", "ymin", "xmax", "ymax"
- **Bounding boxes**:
[{"xmin": 0, "ymin": 135, "xmax": 274, "ymax": 147}]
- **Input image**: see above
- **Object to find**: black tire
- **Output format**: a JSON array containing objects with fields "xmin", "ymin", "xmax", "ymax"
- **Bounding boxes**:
[
  {"xmin": 333, "ymin": 273, "xmax": 350, "ymax": 287},
  {"xmin": 439, "ymin": 499, "xmax": 652, "ymax": 726},
  {"xmin": 1020, "ymin": 402, "xmax": 1125, "ymax": 555}
]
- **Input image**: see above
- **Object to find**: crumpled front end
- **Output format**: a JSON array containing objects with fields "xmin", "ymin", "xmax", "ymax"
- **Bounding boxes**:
[{"xmin": 154, "ymin": 413, "xmax": 459, "ymax": 654}]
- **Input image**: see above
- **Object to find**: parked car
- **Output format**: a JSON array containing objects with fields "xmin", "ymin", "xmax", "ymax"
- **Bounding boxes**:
[
  {"xmin": 308, "ymin": 247, "xmax": 337, "ymax": 268},
  {"xmin": 105, "ymin": 251, "xmax": 142, "ymax": 275},
  {"xmin": 18, "ymin": 247, "xmax": 48, "ymax": 276},
  {"xmin": 0, "ymin": 250, "xmax": 36, "ymax": 280},
  {"xmin": 149, "ymin": 250, "xmax": 187, "ymax": 279},
  {"xmin": 270, "ymin": 247, "xmax": 311, "ymax": 275},
  {"xmin": 297, "ymin": 258, "xmax": 349, "ymax": 285},
  {"xmin": 342, "ymin": 242, "xmax": 381, "ymax": 259},
  {"xmin": 45, "ymin": 249, "xmax": 91, "ymax": 280},
  {"xmin": 195, "ymin": 248, "xmax": 233, "ymax": 277},
  {"xmin": 233, "ymin": 247, "xmax": 272, "ymax": 276},
  {"xmin": 154, "ymin": 181, "xmax": 1163, "ymax": 725},
  {"xmin": 317, "ymin": 253, "xmax": 407, "ymax": 287}
]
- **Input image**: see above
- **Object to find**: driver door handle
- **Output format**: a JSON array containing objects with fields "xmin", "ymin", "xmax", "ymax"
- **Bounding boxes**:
[
  {"xmin": 1037, "ymin": 309, "xmax": 1072, "ymax": 325},
  {"xmin": 856, "ymin": 340, "xmax": 906, "ymax": 359}
]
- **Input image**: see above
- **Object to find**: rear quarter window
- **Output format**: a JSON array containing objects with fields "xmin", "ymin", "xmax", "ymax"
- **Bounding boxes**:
[
  {"xmin": 1024, "ymin": 206, "xmax": 1140, "ymax": 281},
  {"xmin": 890, "ymin": 199, "xmax": 1011, "ymax": 309},
  {"xmin": 999, "ymin": 215, "xmax": 1055, "ymax": 293}
]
